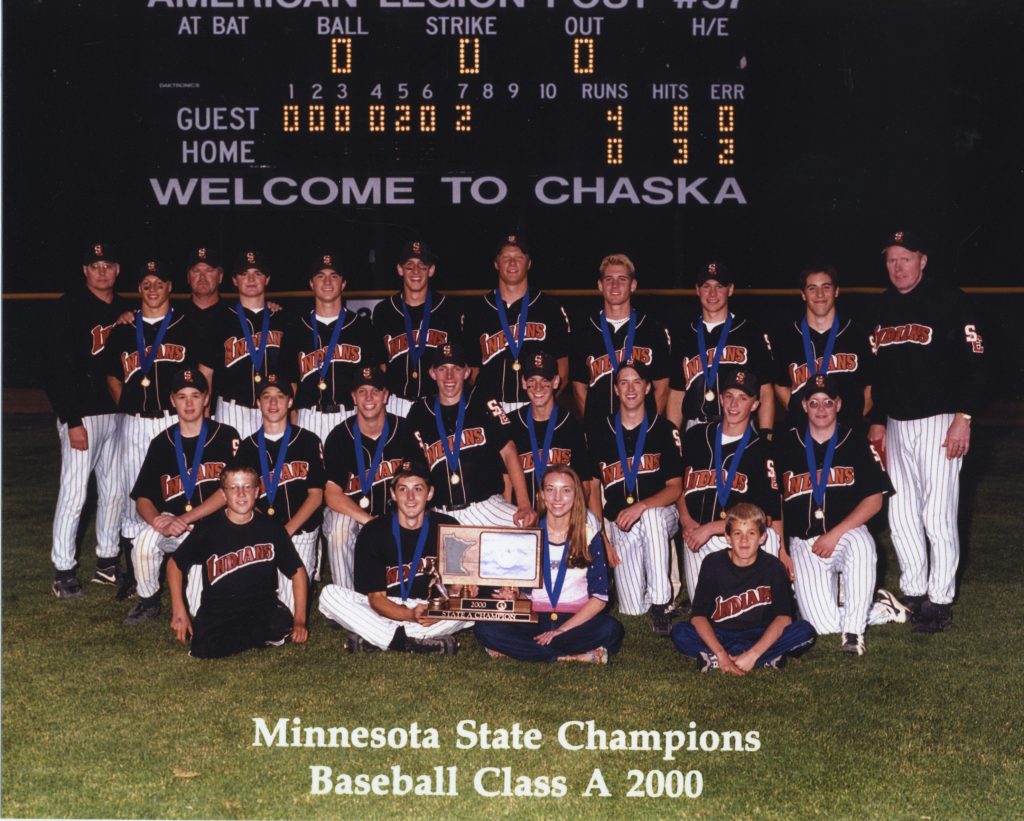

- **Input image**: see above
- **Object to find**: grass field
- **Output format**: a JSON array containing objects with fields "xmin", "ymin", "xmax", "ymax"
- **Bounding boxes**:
[{"xmin": 2, "ymin": 413, "xmax": 1023, "ymax": 820}]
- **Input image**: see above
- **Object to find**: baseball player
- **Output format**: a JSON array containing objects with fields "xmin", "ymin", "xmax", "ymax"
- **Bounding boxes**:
[
  {"xmin": 586, "ymin": 360, "xmax": 682, "ymax": 634},
  {"xmin": 318, "ymin": 462, "xmax": 467, "ymax": 654},
  {"xmin": 570, "ymin": 253, "xmax": 672, "ymax": 430},
  {"xmin": 773, "ymin": 264, "xmax": 875, "ymax": 431},
  {"xmin": 678, "ymin": 369, "xmax": 784, "ymax": 602},
  {"xmin": 47, "ymin": 241, "xmax": 132, "ymax": 598},
  {"xmin": 199, "ymin": 249, "xmax": 287, "ymax": 438},
  {"xmin": 167, "ymin": 462, "xmax": 309, "ymax": 659},
  {"xmin": 105, "ymin": 259, "xmax": 202, "ymax": 551},
  {"xmin": 124, "ymin": 368, "xmax": 240, "ymax": 625},
  {"xmin": 868, "ymin": 230, "xmax": 987, "ymax": 633},
  {"xmin": 777, "ymin": 375, "xmax": 908, "ymax": 655},
  {"xmin": 279, "ymin": 252, "xmax": 377, "ymax": 444},
  {"xmin": 371, "ymin": 240, "xmax": 464, "ymax": 417},
  {"xmin": 507, "ymin": 352, "xmax": 595, "ymax": 508},
  {"xmin": 670, "ymin": 503, "xmax": 816, "ymax": 674},
  {"xmin": 463, "ymin": 234, "xmax": 571, "ymax": 412},
  {"xmin": 321, "ymin": 367, "xmax": 424, "ymax": 588},
  {"xmin": 235, "ymin": 375, "xmax": 325, "ymax": 615},
  {"xmin": 667, "ymin": 261, "xmax": 775, "ymax": 432},
  {"xmin": 406, "ymin": 343, "xmax": 537, "ymax": 528}
]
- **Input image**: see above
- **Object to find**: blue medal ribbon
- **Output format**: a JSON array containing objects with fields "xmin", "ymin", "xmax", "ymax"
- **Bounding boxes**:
[
  {"xmin": 433, "ymin": 395, "xmax": 466, "ymax": 480},
  {"xmin": 401, "ymin": 291, "xmax": 432, "ymax": 370},
  {"xmin": 714, "ymin": 422, "xmax": 753, "ymax": 511},
  {"xmin": 392, "ymin": 513, "xmax": 431, "ymax": 602},
  {"xmin": 494, "ymin": 287, "xmax": 530, "ymax": 363},
  {"xmin": 353, "ymin": 416, "xmax": 391, "ymax": 500},
  {"xmin": 805, "ymin": 424, "xmax": 840, "ymax": 514},
  {"xmin": 800, "ymin": 315, "xmax": 840, "ymax": 380},
  {"xmin": 614, "ymin": 411, "xmax": 649, "ymax": 502},
  {"xmin": 173, "ymin": 420, "xmax": 207, "ymax": 507},
  {"xmin": 134, "ymin": 308, "xmax": 174, "ymax": 381},
  {"xmin": 236, "ymin": 302, "xmax": 271, "ymax": 376},
  {"xmin": 257, "ymin": 422, "xmax": 292, "ymax": 511},
  {"xmin": 311, "ymin": 308, "xmax": 347, "ymax": 384},
  {"xmin": 541, "ymin": 520, "xmax": 570, "ymax": 611},
  {"xmin": 526, "ymin": 406, "xmax": 558, "ymax": 486},
  {"xmin": 599, "ymin": 309, "xmax": 636, "ymax": 374},
  {"xmin": 696, "ymin": 313, "xmax": 734, "ymax": 399}
]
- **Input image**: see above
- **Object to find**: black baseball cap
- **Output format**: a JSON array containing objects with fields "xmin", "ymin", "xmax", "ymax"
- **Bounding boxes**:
[
  {"xmin": 696, "ymin": 261, "xmax": 733, "ymax": 287},
  {"xmin": 430, "ymin": 342, "xmax": 468, "ymax": 368},
  {"xmin": 521, "ymin": 351, "xmax": 557, "ymax": 380},
  {"xmin": 720, "ymin": 369, "xmax": 759, "ymax": 397},
  {"xmin": 310, "ymin": 252, "xmax": 343, "ymax": 276},
  {"xmin": 138, "ymin": 259, "xmax": 173, "ymax": 283},
  {"xmin": 802, "ymin": 373, "xmax": 840, "ymax": 400},
  {"xmin": 170, "ymin": 368, "xmax": 209, "ymax": 394},
  {"xmin": 397, "ymin": 240, "xmax": 436, "ymax": 266},
  {"xmin": 185, "ymin": 245, "xmax": 221, "ymax": 269},
  {"xmin": 392, "ymin": 459, "xmax": 432, "ymax": 485},
  {"xmin": 257, "ymin": 374, "xmax": 293, "ymax": 398},
  {"xmin": 83, "ymin": 241, "xmax": 117, "ymax": 265},
  {"xmin": 233, "ymin": 248, "xmax": 270, "ymax": 275},
  {"xmin": 351, "ymin": 366, "xmax": 387, "ymax": 390},
  {"xmin": 881, "ymin": 230, "xmax": 925, "ymax": 254},
  {"xmin": 495, "ymin": 233, "xmax": 530, "ymax": 257},
  {"xmin": 614, "ymin": 358, "xmax": 650, "ymax": 383}
]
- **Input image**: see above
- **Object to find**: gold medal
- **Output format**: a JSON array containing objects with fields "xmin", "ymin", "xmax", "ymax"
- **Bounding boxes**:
[
  {"xmin": 359, "ymin": 496, "xmax": 370, "ymax": 509},
  {"xmin": 318, "ymin": 380, "xmax": 327, "ymax": 391},
  {"xmin": 626, "ymin": 495, "xmax": 635, "ymax": 505},
  {"xmin": 254, "ymin": 374, "xmax": 262, "ymax": 383},
  {"xmin": 411, "ymin": 371, "xmax": 418, "ymax": 380},
  {"xmin": 267, "ymin": 506, "xmax": 275, "ymax": 516},
  {"xmin": 814, "ymin": 508, "xmax": 824, "ymax": 520},
  {"xmin": 720, "ymin": 511, "xmax": 727, "ymax": 519},
  {"xmin": 550, "ymin": 613, "xmax": 558, "ymax": 622},
  {"xmin": 141, "ymin": 376, "xmax": 151, "ymax": 387},
  {"xmin": 451, "ymin": 474, "xmax": 460, "ymax": 485},
  {"xmin": 704, "ymin": 389, "xmax": 715, "ymax": 402},
  {"xmin": 512, "ymin": 361, "xmax": 521, "ymax": 371},
  {"xmin": 184, "ymin": 503, "xmax": 192, "ymax": 512}
]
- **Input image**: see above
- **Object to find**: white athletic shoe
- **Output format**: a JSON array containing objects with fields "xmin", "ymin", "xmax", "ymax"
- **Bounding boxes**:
[
  {"xmin": 841, "ymin": 633, "xmax": 865, "ymax": 656},
  {"xmin": 870, "ymin": 588, "xmax": 911, "ymax": 624}
]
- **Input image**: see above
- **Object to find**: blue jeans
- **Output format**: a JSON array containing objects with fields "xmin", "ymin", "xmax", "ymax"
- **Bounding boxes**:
[
  {"xmin": 670, "ymin": 620, "xmax": 816, "ymax": 667},
  {"xmin": 475, "ymin": 612, "xmax": 624, "ymax": 662}
]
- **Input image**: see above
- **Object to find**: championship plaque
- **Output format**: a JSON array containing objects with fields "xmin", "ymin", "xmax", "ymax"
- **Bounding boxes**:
[{"xmin": 427, "ymin": 525, "xmax": 542, "ymax": 623}]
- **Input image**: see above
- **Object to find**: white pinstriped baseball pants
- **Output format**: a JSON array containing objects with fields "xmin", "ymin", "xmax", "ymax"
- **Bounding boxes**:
[
  {"xmin": 440, "ymin": 494, "xmax": 521, "ymax": 527},
  {"xmin": 682, "ymin": 529, "xmax": 781, "ymax": 603},
  {"xmin": 790, "ymin": 526, "xmax": 878, "ymax": 636},
  {"xmin": 51, "ymin": 414, "xmax": 123, "ymax": 571},
  {"xmin": 214, "ymin": 398, "xmax": 262, "ymax": 439},
  {"xmin": 384, "ymin": 395, "xmax": 413, "ymax": 418},
  {"xmin": 277, "ymin": 529, "xmax": 319, "ymax": 614},
  {"xmin": 322, "ymin": 509, "xmax": 363, "ymax": 589},
  {"xmin": 131, "ymin": 526, "xmax": 202, "ymax": 612},
  {"xmin": 318, "ymin": 587, "xmax": 468, "ymax": 649},
  {"xmin": 119, "ymin": 413, "xmax": 178, "ymax": 539},
  {"xmin": 295, "ymin": 407, "xmax": 353, "ymax": 445},
  {"xmin": 606, "ymin": 505, "xmax": 679, "ymax": 615},
  {"xmin": 887, "ymin": 415, "xmax": 962, "ymax": 605}
]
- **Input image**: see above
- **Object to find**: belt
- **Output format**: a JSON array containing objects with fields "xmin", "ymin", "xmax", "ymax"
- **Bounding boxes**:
[
  {"xmin": 311, "ymin": 404, "xmax": 348, "ymax": 415},
  {"xmin": 130, "ymin": 409, "xmax": 176, "ymax": 420},
  {"xmin": 437, "ymin": 502, "xmax": 470, "ymax": 512}
]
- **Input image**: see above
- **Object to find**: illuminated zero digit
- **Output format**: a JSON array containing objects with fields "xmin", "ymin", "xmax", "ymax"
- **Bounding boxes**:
[
  {"xmin": 606, "ymin": 137, "xmax": 623, "ymax": 165},
  {"xmin": 455, "ymin": 104, "xmax": 472, "ymax": 133},
  {"xmin": 333, "ymin": 105, "xmax": 351, "ymax": 132},
  {"xmin": 330, "ymin": 38, "xmax": 352, "ymax": 74},
  {"xmin": 419, "ymin": 105, "xmax": 437, "ymax": 132},
  {"xmin": 458, "ymin": 37, "xmax": 481, "ymax": 75},
  {"xmin": 717, "ymin": 104, "xmax": 736, "ymax": 165},
  {"xmin": 395, "ymin": 104, "xmax": 412, "ymax": 132},
  {"xmin": 308, "ymin": 104, "xmax": 326, "ymax": 132},
  {"xmin": 282, "ymin": 104, "xmax": 300, "ymax": 133},
  {"xmin": 573, "ymin": 37, "xmax": 595, "ymax": 74},
  {"xmin": 718, "ymin": 104, "xmax": 735, "ymax": 132},
  {"xmin": 369, "ymin": 104, "xmax": 387, "ymax": 133}
]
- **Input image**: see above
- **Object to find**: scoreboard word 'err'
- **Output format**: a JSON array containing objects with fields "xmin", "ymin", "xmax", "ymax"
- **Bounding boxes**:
[{"xmin": 147, "ymin": 0, "xmax": 747, "ymax": 208}]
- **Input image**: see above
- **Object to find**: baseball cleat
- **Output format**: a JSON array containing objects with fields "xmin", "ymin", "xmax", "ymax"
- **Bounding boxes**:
[
  {"xmin": 871, "ymin": 588, "xmax": 911, "ymax": 623},
  {"xmin": 346, "ymin": 633, "xmax": 380, "ymax": 654},
  {"xmin": 762, "ymin": 655, "xmax": 787, "ymax": 670},
  {"xmin": 696, "ymin": 651, "xmax": 720, "ymax": 673},
  {"xmin": 123, "ymin": 597, "xmax": 161, "ymax": 625},
  {"xmin": 912, "ymin": 601, "xmax": 953, "ymax": 634},
  {"xmin": 91, "ymin": 564, "xmax": 123, "ymax": 587},
  {"xmin": 115, "ymin": 578, "xmax": 138, "ymax": 601},
  {"xmin": 404, "ymin": 635, "xmax": 458, "ymax": 656},
  {"xmin": 899, "ymin": 594, "xmax": 927, "ymax": 618},
  {"xmin": 51, "ymin": 574, "xmax": 85, "ymax": 600},
  {"xmin": 649, "ymin": 604, "xmax": 673, "ymax": 637},
  {"xmin": 841, "ymin": 632, "xmax": 866, "ymax": 655}
]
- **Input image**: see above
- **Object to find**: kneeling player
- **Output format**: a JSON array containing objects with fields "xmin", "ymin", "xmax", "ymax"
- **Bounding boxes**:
[
  {"xmin": 166, "ymin": 463, "xmax": 309, "ymax": 659},
  {"xmin": 318, "ymin": 463, "xmax": 467, "ymax": 654},
  {"xmin": 671, "ymin": 503, "xmax": 815, "ymax": 674},
  {"xmin": 475, "ymin": 466, "xmax": 624, "ymax": 663}
]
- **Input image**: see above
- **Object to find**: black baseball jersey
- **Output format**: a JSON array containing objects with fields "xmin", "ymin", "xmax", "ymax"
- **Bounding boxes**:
[
  {"xmin": 507, "ymin": 407, "xmax": 595, "ymax": 507},
  {"xmin": 372, "ymin": 292, "xmax": 464, "ymax": 401},
  {"xmin": 280, "ymin": 308, "xmax": 377, "ymax": 411},
  {"xmin": 681, "ymin": 422, "xmax": 781, "ymax": 524},
  {"xmin": 773, "ymin": 317, "xmax": 875, "ymax": 430},
  {"xmin": 322, "ymin": 413, "xmax": 425, "ymax": 516},
  {"xmin": 46, "ymin": 284, "xmax": 131, "ymax": 427},
  {"xmin": 691, "ymin": 549, "xmax": 796, "ymax": 630},
  {"xmin": 105, "ymin": 309, "xmax": 202, "ymax": 414},
  {"xmin": 179, "ymin": 299, "xmax": 224, "ymax": 357},
  {"xmin": 587, "ymin": 413, "xmax": 683, "ymax": 520},
  {"xmin": 406, "ymin": 386, "xmax": 514, "ymax": 509},
  {"xmin": 776, "ymin": 425, "xmax": 893, "ymax": 540},
  {"xmin": 236, "ymin": 426, "xmax": 326, "ymax": 534},
  {"xmin": 130, "ymin": 421, "xmax": 241, "ymax": 514},
  {"xmin": 870, "ymin": 278, "xmax": 987, "ymax": 421},
  {"xmin": 353, "ymin": 511, "xmax": 459, "ymax": 598},
  {"xmin": 464, "ymin": 289, "xmax": 571, "ymax": 406},
  {"xmin": 669, "ymin": 314, "xmax": 775, "ymax": 424},
  {"xmin": 200, "ymin": 302, "xmax": 287, "ymax": 407},
  {"xmin": 570, "ymin": 309, "xmax": 672, "ymax": 430}
]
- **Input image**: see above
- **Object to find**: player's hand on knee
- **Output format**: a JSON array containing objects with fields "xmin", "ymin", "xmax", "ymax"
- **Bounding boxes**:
[
  {"xmin": 811, "ymin": 532, "xmax": 838, "ymax": 559},
  {"xmin": 291, "ymin": 622, "xmax": 309, "ymax": 643},
  {"xmin": 513, "ymin": 506, "xmax": 538, "ymax": 528},
  {"xmin": 685, "ymin": 523, "xmax": 714, "ymax": 552},
  {"xmin": 615, "ymin": 502, "xmax": 645, "ymax": 532},
  {"xmin": 166, "ymin": 516, "xmax": 192, "ymax": 537},
  {"xmin": 170, "ymin": 611, "xmax": 192, "ymax": 643},
  {"xmin": 943, "ymin": 416, "xmax": 971, "ymax": 460},
  {"xmin": 68, "ymin": 426, "xmax": 89, "ymax": 451},
  {"xmin": 492, "ymin": 586, "xmax": 518, "ymax": 600}
]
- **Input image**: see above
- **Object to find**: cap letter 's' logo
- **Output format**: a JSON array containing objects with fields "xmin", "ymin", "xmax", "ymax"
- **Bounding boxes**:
[
  {"xmin": 147, "ymin": 260, "xmax": 157, "ymax": 272},
  {"xmin": 322, "ymin": 255, "xmax": 332, "ymax": 266},
  {"xmin": 708, "ymin": 262, "xmax": 717, "ymax": 276},
  {"xmin": 247, "ymin": 251, "xmax": 256, "ymax": 264},
  {"xmin": 412, "ymin": 242, "xmax": 421, "ymax": 255},
  {"xmin": 894, "ymin": 231, "xmax": 904, "ymax": 243},
  {"xmin": 197, "ymin": 247, "xmax": 207, "ymax": 260},
  {"xmin": 94, "ymin": 244, "xmax": 103, "ymax": 257}
]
